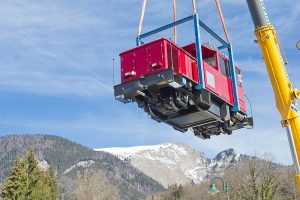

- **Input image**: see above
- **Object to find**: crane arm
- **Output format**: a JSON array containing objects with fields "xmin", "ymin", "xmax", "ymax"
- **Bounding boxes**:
[{"xmin": 246, "ymin": 0, "xmax": 300, "ymax": 193}]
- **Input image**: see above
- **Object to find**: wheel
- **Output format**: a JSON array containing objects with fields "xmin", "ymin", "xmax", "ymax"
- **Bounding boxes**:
[
  {"xmin": 192, "ymin": 127, "xmax": 211, "ymax": 139},
  {"xmin": 144, "ymin": 102, "xmax": 167, "ymax": 122}
]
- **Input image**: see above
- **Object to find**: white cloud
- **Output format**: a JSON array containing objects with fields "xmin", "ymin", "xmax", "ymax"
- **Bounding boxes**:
[
  {"xmin": 0, "ymin": 1, "xmax": 115, "ymax": 97},
  {"xmin": 0, "ymin": 68, "xmax": 113, "ymax": 97}
]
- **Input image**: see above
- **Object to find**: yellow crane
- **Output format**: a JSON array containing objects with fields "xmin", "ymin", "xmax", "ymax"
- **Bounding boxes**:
[{"xmin": 246, "ymin": 0, "xmax": 300, "ymax": 193}]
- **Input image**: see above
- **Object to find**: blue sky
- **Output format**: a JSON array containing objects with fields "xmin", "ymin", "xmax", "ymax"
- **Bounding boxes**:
[{"xmin": 0, "ymin": 0, "xmax": 299, "ymax": 164}]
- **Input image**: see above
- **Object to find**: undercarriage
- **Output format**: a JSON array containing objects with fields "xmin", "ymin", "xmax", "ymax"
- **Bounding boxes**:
[{"xmin": 114, "ymin": 69, "xmax": 253, "ymax": 139}]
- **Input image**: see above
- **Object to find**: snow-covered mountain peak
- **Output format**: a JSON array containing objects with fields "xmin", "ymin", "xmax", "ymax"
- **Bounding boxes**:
[
  {"xmin": 95, "ymin": 143, "xmax": 239, "ymax": 187},
  {"xmin": 96, "ymin": 143, "xmax": 202, "ymax": 162},
  {"xmin": 213, "ymin": 148, "xmax": 240, "ymax": 163}
]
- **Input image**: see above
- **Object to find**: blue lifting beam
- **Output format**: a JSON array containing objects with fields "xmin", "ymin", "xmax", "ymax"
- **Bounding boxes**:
[{"xmin": 136, "ymin": 12, "xmax": 240, "ymax": 113}]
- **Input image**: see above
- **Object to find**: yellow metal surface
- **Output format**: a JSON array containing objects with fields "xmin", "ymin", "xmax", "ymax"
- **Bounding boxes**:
[
  {"xmin": 295, "ymin": 174, "xmax": 300, "ymax": 193},
  {"xmin": 255, "ymin": 24, "xmax": 300, "ymax": 189},
  {"xmin": 294, "ymin": 89, "xmax": 300, "ymax": 99},
  {"xmin": 289, "ymin": 117, "xmax": 300, "ymax": 169},
  {"xmin": 255, "ymin": 25, "xmax": 298, "ymax": 120}
]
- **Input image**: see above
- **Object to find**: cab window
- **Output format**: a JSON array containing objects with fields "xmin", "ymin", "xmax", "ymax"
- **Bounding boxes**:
[
  {"xmin": 218, "ymin": 55, "xmax": 230, "ymax": 77},
  {"xmin": 203, "ymin": 54, "xmax": 216, "ymax": 69},
  {"xmin": 235, "ymin": 68, "xmax": 243, "ymax": 87}
]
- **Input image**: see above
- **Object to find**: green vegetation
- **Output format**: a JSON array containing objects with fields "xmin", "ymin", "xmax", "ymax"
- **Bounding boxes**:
[
  {"xmin": 0, "ymin": 150, "xmax": 58, "ymax": 200},
  {"xmin": 239, "ymin": 161, "xmax": 279, "ymax": 200},
  {"xmin": 148, "ymin": 157, "xmax": 300, "ymax": 200}
]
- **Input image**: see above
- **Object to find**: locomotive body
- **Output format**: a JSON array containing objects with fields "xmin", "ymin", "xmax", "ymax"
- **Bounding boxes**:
[{"xmin": 114, "ymin": 38, "xmax": 253, "ymax": 139}]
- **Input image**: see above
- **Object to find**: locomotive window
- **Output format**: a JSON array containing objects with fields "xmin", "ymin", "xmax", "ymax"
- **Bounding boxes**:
[
  {"xmin": 219, "ymin": 56, "xmax": 230, "ymax": 77},
  {"xmin": 235, "ymin": 69, "xmax": 243, "ymax": 87},
  {"xmin": 203, "ymin": 54, "xmax": 216, "ymax": 69}
]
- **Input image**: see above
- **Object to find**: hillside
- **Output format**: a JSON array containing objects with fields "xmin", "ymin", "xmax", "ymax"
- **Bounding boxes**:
[
  {"xmin": 0, "ymin": 134, "xmax": 164, "ymax": 200},
  {"xmin": 97, "ymin": 143, "xmax": 242, "ymax": 187}
]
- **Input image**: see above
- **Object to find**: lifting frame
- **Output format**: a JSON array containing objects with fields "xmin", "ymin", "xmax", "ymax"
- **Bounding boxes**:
[{"xmin": 135, "ymin": 0, "xmax": 241, "ymax": 113}]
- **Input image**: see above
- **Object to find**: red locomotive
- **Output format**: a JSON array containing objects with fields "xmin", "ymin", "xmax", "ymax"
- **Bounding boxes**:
[
  {"xmin": 114, "ymin": 38, "xmax": 253, "ymax": 139},
  {"xmin": 114, "ymin": 6, "xmax": 253, "ymax": 139}
]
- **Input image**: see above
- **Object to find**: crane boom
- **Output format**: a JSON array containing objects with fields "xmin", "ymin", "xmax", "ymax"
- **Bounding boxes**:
[{"xmin": 246, "ymin": 0, "xmax": 300, "ymax": 193}]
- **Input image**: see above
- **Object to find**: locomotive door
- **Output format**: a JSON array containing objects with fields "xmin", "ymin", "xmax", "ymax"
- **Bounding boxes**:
[
  {"xmin": 217, "ymin": 54, "xmax": 233, "ymax": 104},
  {"xmin": 236, "ymin": 68, "xmax": 247, "ymax": 112}
]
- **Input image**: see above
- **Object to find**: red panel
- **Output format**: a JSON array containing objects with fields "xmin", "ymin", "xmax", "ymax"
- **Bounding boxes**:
[
  {"xmin": 134, "ymin": 47, "xmax": 149, "ymax": 79},
  {"xmin": 227, "ymin": 78, "xmax": 234, "ymax": 104},
  {"xmin": 120, "ymin": 51, "xmax": 136, "ymax": 83},
  {"xmin": 178, "ymin": 51, "xmax": 186, "ymax": 75},
  {"xmin": 238, "ymin": 86, "xmax": 246, "ymax": 112},
  {"xmin": 192, "ymin": 61, "xmax": 199, "ymax": 84},
  {"xmin": 120, "ymin": 38, "xmax": 198, "ymax": 84},
  {"xmin": 218, "ymin": 75, "xmax": 231, "ymax": 103},
  {"xmin": 165, "ymin": 42, "xmax": 197, "ymax": 82},
  {"xmin": 148, "ymin": 40, "xmax": 166, "ymax": 74},
  {"xmin": 183, "ymin": 55, "xmax": 194, "ymax": 81},
  {"xmin": 182, "ymin": 43, "xmax": 218, "ymax": 59},
  {"xmin": 166, "ymin": 43, "xmax": 180, "ymax": 75}
]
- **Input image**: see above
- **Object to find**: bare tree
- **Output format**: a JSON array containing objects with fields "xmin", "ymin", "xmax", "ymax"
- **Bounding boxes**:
[
  {"xmin": 75, "ymin": 170, "xmax": 120, "ymax": 200},
  {"xmin": 147, "ymin": 156, "xmax": 300, "ymax": 200}
]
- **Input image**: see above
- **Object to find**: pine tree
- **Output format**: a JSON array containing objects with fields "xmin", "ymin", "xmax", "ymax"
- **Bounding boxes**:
[
  {"xmin": 1, "ymin": 156, "xmax": 26, "ymax": 200},
  {"xmin": 1, "ymin": 150, "xmax": 59, "ymax": 200},
  {"xmin": 25, "ymin": 150, "xmax": 41, "ymax": 199},
  {"xmin": 40, "ymin": 167, "xmax": 59, "ymax": 199}
]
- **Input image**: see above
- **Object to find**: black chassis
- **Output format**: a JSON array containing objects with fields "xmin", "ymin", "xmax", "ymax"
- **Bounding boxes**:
[{"xmin": 114, "ymin": 69, "xmax": 253, "ymax": 139}]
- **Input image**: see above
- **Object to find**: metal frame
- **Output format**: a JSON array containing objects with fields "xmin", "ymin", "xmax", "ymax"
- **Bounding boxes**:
[
  {"xmin": 286, "ymin": 125, "xmax": 300, "ymax": 174},
  {"xmin": 136, "ymin": 13, "xmax": 240, "ymax": 112}
]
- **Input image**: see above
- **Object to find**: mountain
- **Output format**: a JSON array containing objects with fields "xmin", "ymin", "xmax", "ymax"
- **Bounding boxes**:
[
  {"xmin": 0, "ymin": 134, "xmax": 164, "ymax": 200},
  {"xmin": 97, "ymin": 143, "xmax": 242, "ymax": 187}
]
